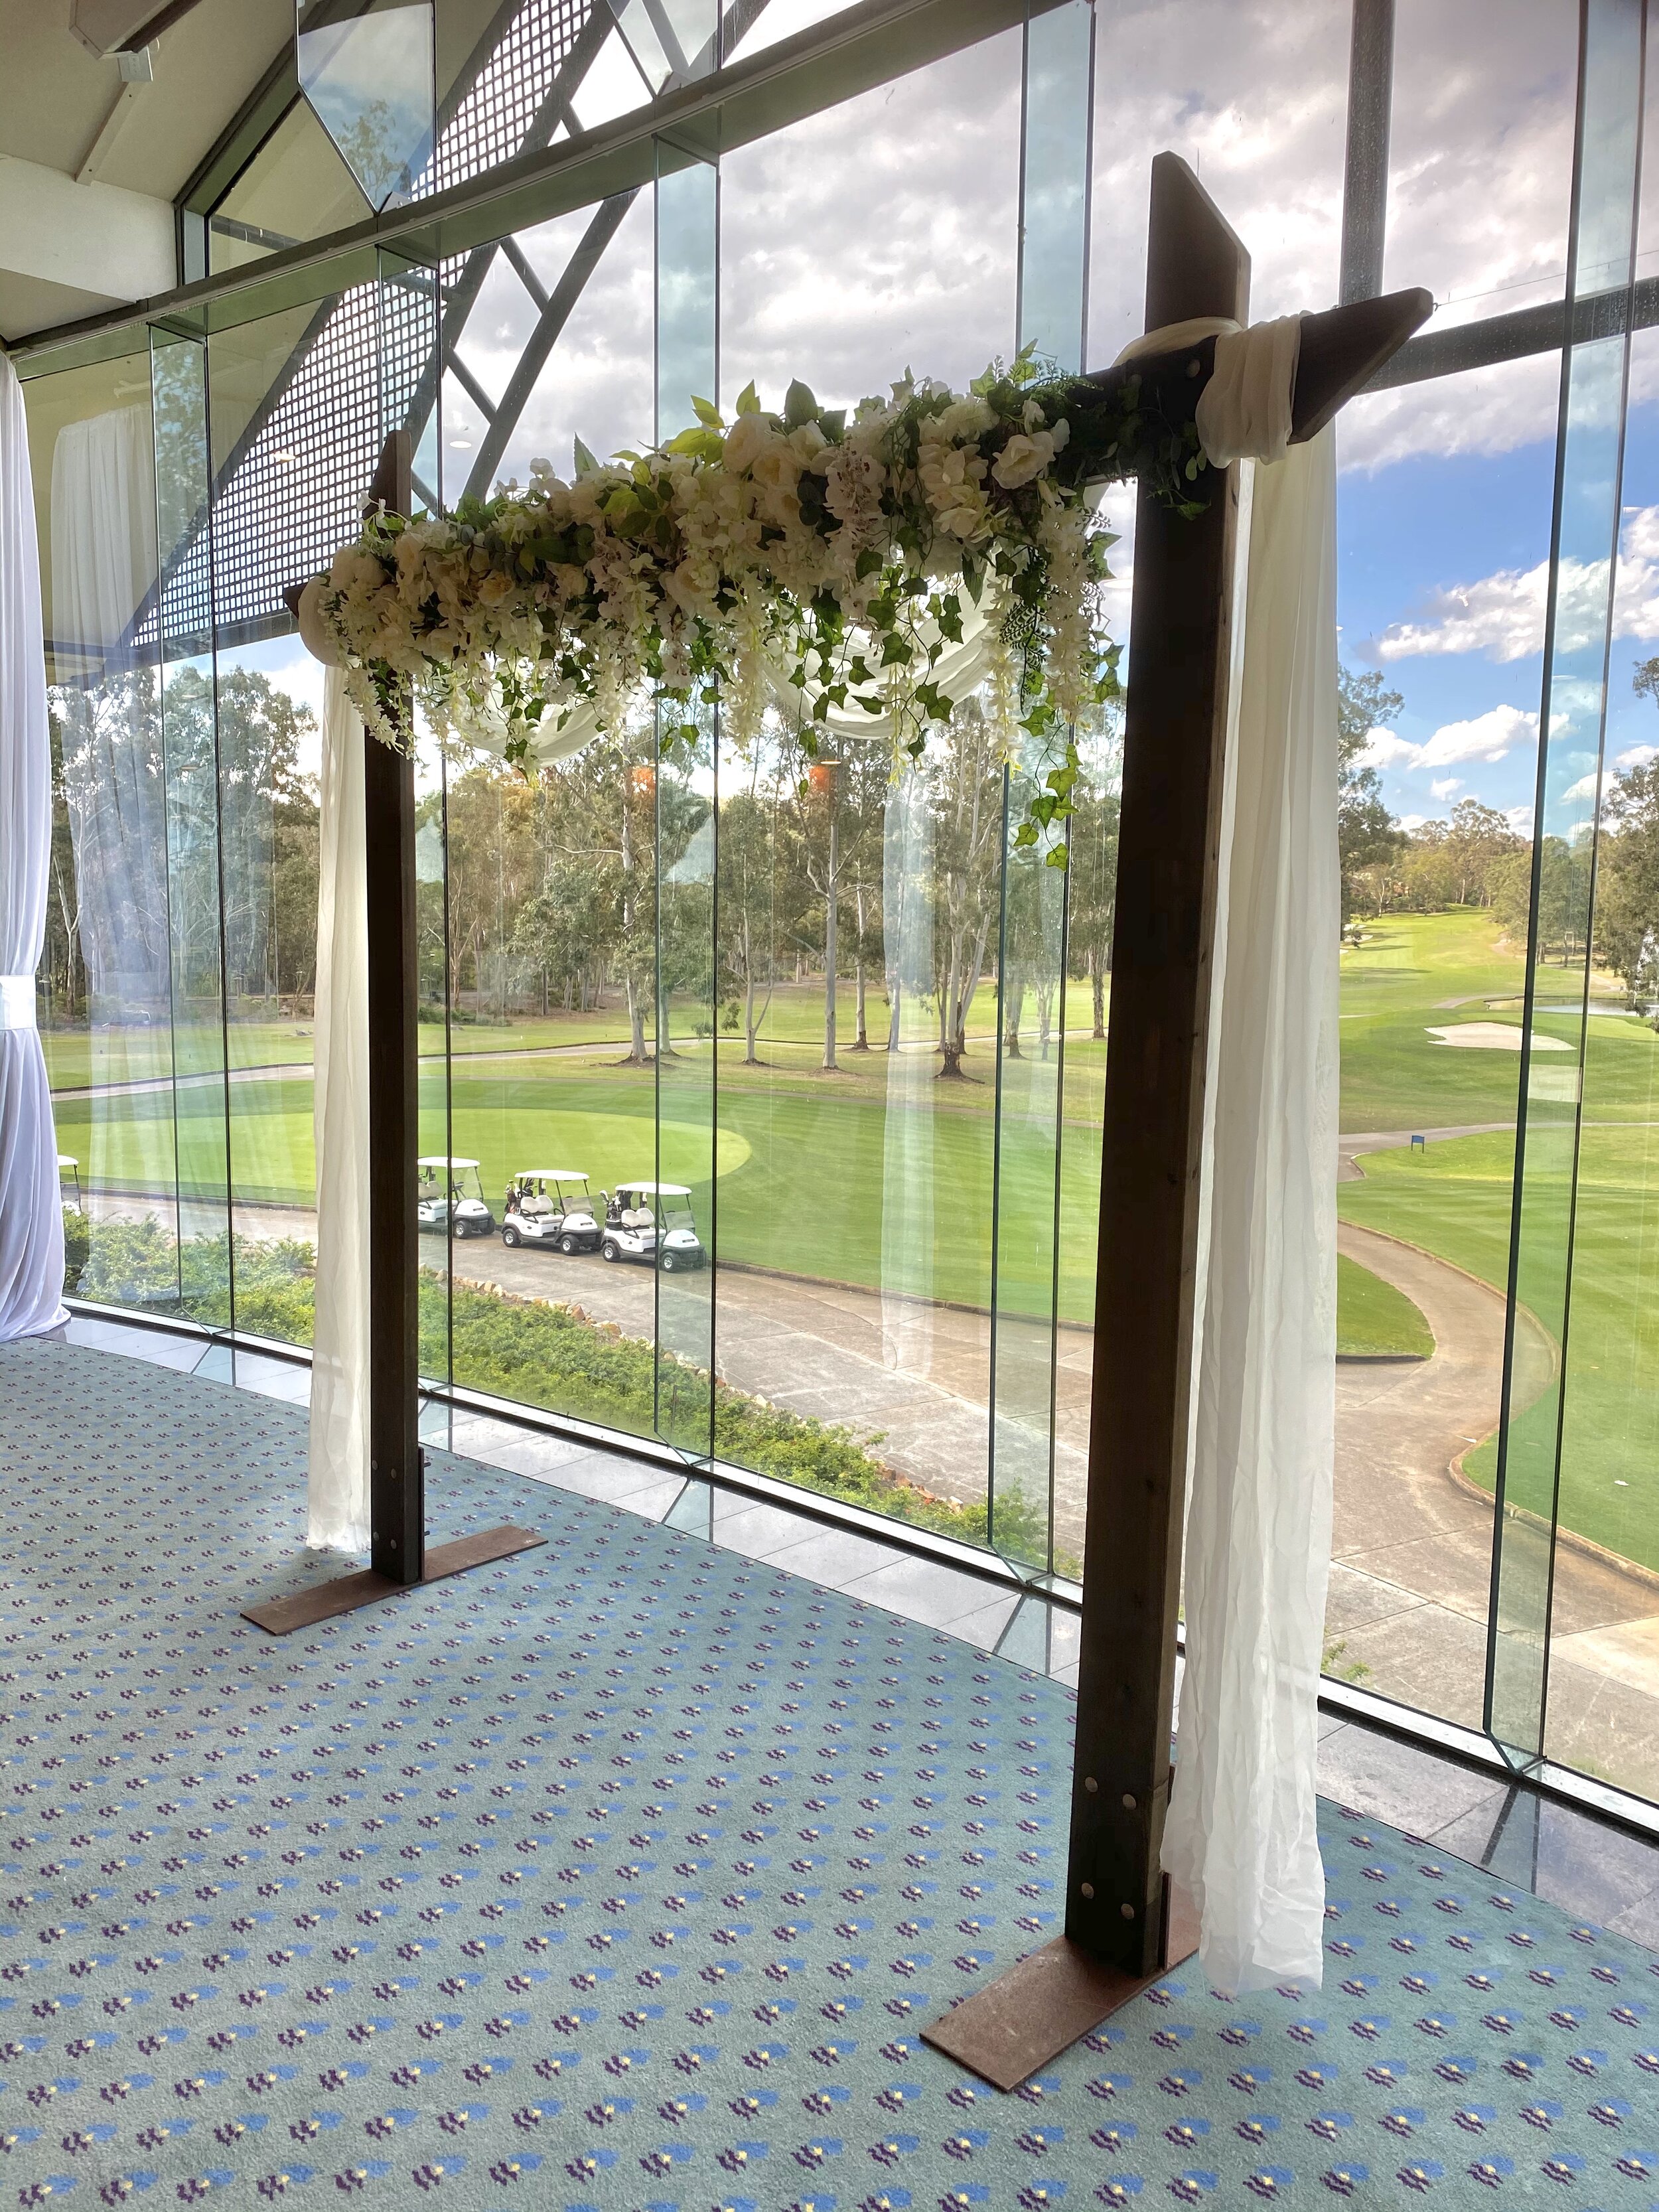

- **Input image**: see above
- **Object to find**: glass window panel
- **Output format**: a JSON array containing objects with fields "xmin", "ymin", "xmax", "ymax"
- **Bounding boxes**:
[
  {"xmin": 456, "ymin": 194, "xmax": 656, "ymax": 494},
  {"xmin": 298, "ymin": 0, "xmax": 437, "ymax": 212},
  {"xmin": 1087, "ymin": 0, "xmax": 1348, "ymax": 372},
  {"xmin": 27, "ymin": 350, "xmax": 186, "ymax": 1320},
  {"xmin": 719, "ymin": 31, "xmax": 1021, "ymax": 406},
  {"xmin": 153, "ymin": 326, "xmax": 232, "ymax": 1331},
  {"xmin": 210, "ymin": 100, "xmax": 373, "ymax": 275},
  {"xmin": 1329, "ymin": 356, "xmax": 1559, "ymax": 1728},
  {"xmin": 1383, "ymin": 0, "xmax": 1577, "ymax": 330},
  {"xmin": 1488, "ymin": 0, "xmax": 1644, "ymax": 1766},
  {"xmin": 1540, "ymin": 252, "xmax": 1659, "ymax": 1790}
]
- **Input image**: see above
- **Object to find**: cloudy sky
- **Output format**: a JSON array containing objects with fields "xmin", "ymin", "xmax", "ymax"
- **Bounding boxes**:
[{"xmin": 252, "ymin": 0, "xmax": 1659, "ymax": 834}]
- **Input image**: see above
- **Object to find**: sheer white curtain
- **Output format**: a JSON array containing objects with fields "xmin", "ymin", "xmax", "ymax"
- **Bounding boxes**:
[
  {"xmin": 881, "ymin": 770, "xmax": 935, "ymax": 1379},
  {"xmin": 50, "ymin": 404, "xmax": 169, "ymax": 1011},
  {"xmin": 1160, "ymin": 425, "xmax": 1340, "ymax": 1994},
  {"xmin": 307, "ymin": 665, "xmax": 372, "ymax": 1552},
  {"xmin": 0, "ymin": 354, "xmax": 66, "ymax": 1343}
]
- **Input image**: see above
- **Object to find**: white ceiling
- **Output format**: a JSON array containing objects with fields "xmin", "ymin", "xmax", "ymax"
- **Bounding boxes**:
[{"xmin": 0, "ymin": 0, "xmax": 293, "ymax": 338}]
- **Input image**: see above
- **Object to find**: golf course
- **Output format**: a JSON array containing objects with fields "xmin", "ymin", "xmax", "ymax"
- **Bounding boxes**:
[{"xmin": 48, "ymin": 904, "xmax": 1659, "ymax": 1573}]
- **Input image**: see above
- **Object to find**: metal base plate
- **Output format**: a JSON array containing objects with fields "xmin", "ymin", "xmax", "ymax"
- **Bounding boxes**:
[
  {"xmin": 921, "ymin": 1885, "xmax": 1200, "ymax": 2092},
  {"xmin": 242, "ymin": 1524, "xmax": 545, "ymax": 1634}
]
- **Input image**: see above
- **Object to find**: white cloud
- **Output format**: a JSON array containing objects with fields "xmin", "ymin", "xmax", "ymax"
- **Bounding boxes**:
[
  {"xmin": 1365, "ymin": 703, "xmax": 1538, "ymax": 776},
  {"xmin": 1560, "ymin": 771, "xmax": 1601, "ymax": 804},
  {"xmin": 1617, "ymin": 743, "xmax": 1659, "ymax": 770},
  {"xmin": 1400, "ymin": 814, "xmax": 1428, "ymax": 830},
  {"xmin": 1429, "ymin": 776, "xmax": 1463, "ymax": 800},
  {"xmin": 1504, "ymin": 803, "xmax": 1536, "ymax": 835},
  {"xmin": 1360, "ymin": 727, "xmax": 1422, "ymax": 770},
  {"xmin": 1372, "ymin": 508, "xmax": 1659, "ymax": 666},
  {"xmin": 1420, "ymin": 703, "xmax": 1538, "ymax": 766}
]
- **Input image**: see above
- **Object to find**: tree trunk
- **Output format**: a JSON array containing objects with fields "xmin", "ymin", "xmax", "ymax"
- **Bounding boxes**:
[
  {"xmin": 1035, "ymin": 976, "xmax": 1054, "ymax": 1061},
  {"xmin": 624, "ymin": 973, "xmax": 650, "ymax": 1063},
  {"xmin": 853, "ymin": 959, "xmax": 869, "ymax": 1049},
  {"xmin": 1003, "ymin": 970, "xmax": 1025, "ymax": 1059},
  {"xmin": 1091, "ymin": 953, "xmax": 1106, "ymax": 1040},
  {"xmin": 887, "ymin": 979, "xmax": 902, "ymax": 1053}
]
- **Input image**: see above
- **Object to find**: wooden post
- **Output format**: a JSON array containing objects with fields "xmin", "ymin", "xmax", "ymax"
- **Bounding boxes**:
[
  {"xmin": 922, "ymin": 157, "xmax": 1429, "ymax": 2090},
  {"xmin": 1064, "ymin": 153, "xmax": 1247, "ymax": 1977},
  {"xmin": 363, "ymin": 432, "xmax": 423, "ymax": 1585},
  {"xmin": 246, "ymin": 430, "xmax": 545, "ymax": 1636}
]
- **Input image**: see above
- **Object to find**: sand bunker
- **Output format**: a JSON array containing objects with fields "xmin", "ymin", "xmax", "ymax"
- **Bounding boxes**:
[{"xmin": 1425, "ymin": 1023, "xmax": 1571, "ymax": 1051}]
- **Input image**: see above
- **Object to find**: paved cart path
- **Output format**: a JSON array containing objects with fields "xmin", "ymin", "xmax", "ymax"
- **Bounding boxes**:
[{"xmin": 84, "ymin": 1156, "xmax": 1659, "ymax": 1788}]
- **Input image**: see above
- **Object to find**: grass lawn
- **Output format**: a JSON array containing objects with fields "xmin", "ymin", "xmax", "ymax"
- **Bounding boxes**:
[
  {"xmin": 54, "ymin": 905, "xmax": 1659, "ymax": 1576},
  {"xmin": 1334, "ymin": 905, "xmax": 1621, "ymax": 1129},
  {"xmin": 1337, "ymin": 1252, "xmax": 1433, "ymax": 1358},
  {"xmin": 1338, "ymin": 1109, "xmax": 1659, "ymax": 1574}
]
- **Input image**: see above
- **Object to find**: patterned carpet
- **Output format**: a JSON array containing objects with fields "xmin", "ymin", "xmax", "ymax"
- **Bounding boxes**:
[{"xmin": 1, "ymin": 1341, "xmax": 1657, "ymax": 2209}]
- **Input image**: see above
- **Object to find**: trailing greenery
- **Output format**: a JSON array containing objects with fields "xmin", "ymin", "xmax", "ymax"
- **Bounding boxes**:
[{"xmin": 66, "ymin": 1218, "xmax": 1059, "ymax": 1568}]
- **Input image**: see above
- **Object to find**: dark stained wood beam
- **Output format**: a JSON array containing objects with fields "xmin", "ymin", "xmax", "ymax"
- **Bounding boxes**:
[
  {"xmin": 1072, "ymin": 283, "xmax": 1432, "ymax": 449},
  {"xmin": 926, "ymin": 151, "xmax": 1427, "ymax": 2095},
  {"xmin": 246, "ymin": 427, "xmax": 539, "ymax": 1631}
]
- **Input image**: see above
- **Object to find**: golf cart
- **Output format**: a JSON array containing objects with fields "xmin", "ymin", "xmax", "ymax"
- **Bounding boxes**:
[
  {"xmin": 416, "ymin": 1155, "xmax": 496, "ymax": 1238},
  {"xmin": 57, "ymin": 1155, "xmax": 82, "ymax": 1211},
  {"xmin": 502, "ymin": 1169, "xmax": 601, "ymax": 1254},
  {"xmin": 601, "ymin": 1181, "xmax": 706, "ymax": 1271}
]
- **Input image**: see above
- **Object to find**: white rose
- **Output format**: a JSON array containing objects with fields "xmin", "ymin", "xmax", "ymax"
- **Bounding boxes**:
[
  {"xmin": 723, "ymin": 413, "xmax": 776, "ymax": 474},
  {"xmin": 788, "ymin": 420, "xmax": 830, "ymax": 465},
  {"xmin": 751, "ymin": 441, "xmax": 802, "ymax": 494},
  {"xmin": 991, "ymin": 431, "xmax": 1056, "ymax": 490}
]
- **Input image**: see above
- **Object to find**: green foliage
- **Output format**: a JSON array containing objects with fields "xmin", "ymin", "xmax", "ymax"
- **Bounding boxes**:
[
  {"xmin": 1595, "ymin": 754, "xmax": 1659, "ymax": 999},
  {"xmin": 68, "ymin": 1224, "xmax": 1039, "ymax": 1558},
  {"xmin": 1337, "ymin": 664, "xmax": 1405, "ymax": 920},
  {"xmin": 61, "ymin": 1207, "xmax": 88, "ymax": 1294}
]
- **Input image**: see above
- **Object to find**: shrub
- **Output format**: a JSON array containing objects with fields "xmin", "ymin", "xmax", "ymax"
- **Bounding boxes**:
[{"xmin": 66, "ymin": 1226, "xmax": 1064, "ymax": 1564}]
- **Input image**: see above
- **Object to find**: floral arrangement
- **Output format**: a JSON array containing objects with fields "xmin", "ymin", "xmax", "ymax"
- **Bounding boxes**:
[{"xmin": 307, "ymin": 349, "xmax": 1206, "ymax": 856}]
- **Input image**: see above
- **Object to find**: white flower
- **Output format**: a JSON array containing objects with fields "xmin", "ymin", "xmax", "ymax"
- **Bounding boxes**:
[
  {"xmin": 991, "ymin": 431, "xmax": 1058, "ymax": 490},
  {"xmin": 723, "ymin": 413, "xmax": 776, "ymax": 474},
  {"xmin": 937, "ymin": 396, "xmax": 995, "ymax": 442}
]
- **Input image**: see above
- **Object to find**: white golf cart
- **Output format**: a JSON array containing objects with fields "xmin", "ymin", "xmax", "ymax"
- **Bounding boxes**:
[
  {"xmin": 57, "ymin": 1155, "xmax": 82, "ymax": 1211},
  {"xmin": 416, "ymin": 1155, "xmax": 496, "ymax": 1239},
  {"xmin": 502, "ymin": 1169, "xmax": 601, "ymax": 1254},
  {"xmin": 601, "ymin": 1181, "xmax": 706, "ymax": 1271}
]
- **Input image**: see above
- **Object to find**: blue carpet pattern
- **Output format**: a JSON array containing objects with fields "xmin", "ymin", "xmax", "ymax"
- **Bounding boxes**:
[{"xmin": 1, "ymin": 1341, "xmax": 1657, "ymax": 2209}]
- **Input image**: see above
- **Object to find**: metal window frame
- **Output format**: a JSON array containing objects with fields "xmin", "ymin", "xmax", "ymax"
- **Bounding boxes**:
[{"xmin": 32, "ymin": 0, "xmax": 1659, "ymax": 1833}]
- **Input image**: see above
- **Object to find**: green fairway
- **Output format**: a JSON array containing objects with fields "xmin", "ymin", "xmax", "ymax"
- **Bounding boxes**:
[
  {"xmin": 1338, "ymin": 1112, "xmax": 1659, "ymax": 1574},
  {"xmin": 1336, "ymin": 1252, "xmax": 1433, "ymax": 1358},
  {"xmin": 1334, "ymin": 907, "xmax": 1642, "ymax": 1123}
]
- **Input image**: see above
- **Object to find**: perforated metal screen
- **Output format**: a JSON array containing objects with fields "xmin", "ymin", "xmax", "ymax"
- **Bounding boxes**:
[{"xmin": 154, "ymin": 0, "xmax": 599, "ymax": 654}]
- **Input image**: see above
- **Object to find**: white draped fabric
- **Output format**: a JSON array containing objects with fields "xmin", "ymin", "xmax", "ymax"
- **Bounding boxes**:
[
  {"xmin": 1160, "ymin": 425, "xmax": 1340, "ymax": 1994},
  {"xmin": 0, "ymin": 354, "xmax": 66, "ymax": 1343},
  {"xmin": 879, "ymin": 770, "xmax": 936, "ymax": 1380},
  {"xmin": 1118, "ymin": 313, "xmax": 1339, "ymax": 1992},
  {"xmin": 50, "ymin": 405, "xmax": 169, "ymax": 1011},
  {"xmin": 307, "ymin": 666, "xmax": 372, "ymax": 1552}
]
